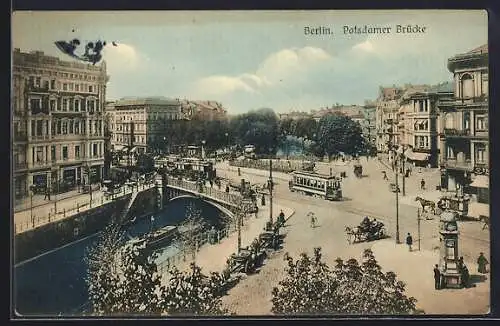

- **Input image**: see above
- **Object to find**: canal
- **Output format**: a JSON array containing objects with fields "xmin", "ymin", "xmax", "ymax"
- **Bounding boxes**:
[{"xmin": 14, "ymin": 197, "xmax": 228, "ymax": 316}]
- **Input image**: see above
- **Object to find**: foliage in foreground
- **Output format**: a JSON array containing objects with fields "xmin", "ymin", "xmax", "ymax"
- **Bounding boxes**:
[
  {"xmin": 85, "ymin": 222, "xmax": 230, "ymax": 316},
  {"xmin": 271, "ymin": 248, "xmax": 418, "ymax": 315}
]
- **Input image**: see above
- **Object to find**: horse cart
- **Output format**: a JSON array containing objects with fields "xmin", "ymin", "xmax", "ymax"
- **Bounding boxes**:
[{"xmin": 345, "ymin": 219, "xmax": 387, "ymax": 244}]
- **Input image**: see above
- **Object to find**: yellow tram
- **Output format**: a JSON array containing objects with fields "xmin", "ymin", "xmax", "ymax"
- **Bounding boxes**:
[{"xmin": 288, "ymin": 171, "xmax": 342, "ymax": 201}]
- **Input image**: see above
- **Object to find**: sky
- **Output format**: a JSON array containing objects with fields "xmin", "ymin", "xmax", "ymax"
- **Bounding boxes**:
[{"xmin": 12, "ymin": 10, "xmax": 487, "ymax": 114}]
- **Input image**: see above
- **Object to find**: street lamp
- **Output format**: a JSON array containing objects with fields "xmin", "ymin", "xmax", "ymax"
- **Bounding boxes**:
[
  {"xmin": 395, "ymin": 164, "xmax": 401, "ymax": 244},
  {"xmin": 29, "ymin": 185, "xmax": 36, "ymax": 228},
  {"xmin": 224, "ymin": 132, "xmax": 229, "ymax": 151},
  {"xmin": 163, "ymin": 136, "xmax": 167, "ymax": 154}
]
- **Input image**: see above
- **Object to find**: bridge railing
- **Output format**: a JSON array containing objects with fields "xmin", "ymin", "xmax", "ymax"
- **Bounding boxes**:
[{"xmin": 166, "ymin": 178, "xmax": 242, "ymax": 206}]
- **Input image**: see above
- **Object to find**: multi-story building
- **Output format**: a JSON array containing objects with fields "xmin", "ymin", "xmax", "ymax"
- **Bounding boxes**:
[
  {"xmin": 180, "ymin": 100, "xmax": 228, "ymax": 121},
  {"xmin": 107, "ymin": 97, "xmax": 183, "ymax": 154},
  {"xmin": 398, "ymin": 83, "xmax": 454, "ymax": 168},
  {"xmin": 361, "ymin": 101, "xmax": 377, "ymax": 144},
  {"xmin": 375, "ymin": 86, "xmax": 404, "ymax": 156},
  {"xmin": 438, "ymin": 45, "xmax": 488, "ymax": 203},
  {"xmin": 12, "ymin": 49, "xmax": 108, "ymax": 200}
]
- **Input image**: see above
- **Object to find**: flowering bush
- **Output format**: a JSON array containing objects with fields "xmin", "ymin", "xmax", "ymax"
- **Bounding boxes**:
[{"xmin": 271, "ymin": 248, "xmax": 418, "ymax": 315}]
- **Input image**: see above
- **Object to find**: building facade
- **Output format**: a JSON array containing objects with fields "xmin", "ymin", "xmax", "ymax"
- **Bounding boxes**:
[
  {"xmin": 438, "ymin": 45, "xmax": 489, "ymax": 201},
  {"xmin": 375, "ymin": 87, "xmax": 403, "ymax": 155},
  {"xmin": 180, "ymin": 100, "xmax": 228, "ymax": 121},
  {"xmin": 398, "ymin": 83, "xmax": 454, "ymax": 168},
  {"xmin": 107, "ymin": 97, "xmax": 183, "ymax": 154},
  {"xmin": 12, "ymin": 49, "xmax": 108, "ymax": 200}
]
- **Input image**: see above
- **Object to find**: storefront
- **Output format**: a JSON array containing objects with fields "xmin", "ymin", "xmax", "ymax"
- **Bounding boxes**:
[
  {"xmin": 63, "ymin": 168, "xmax": 77, "ymax": 188},
  {"xmin": 14, "ymin": 175, "xmax": 28, "ymax": 199},
  {"xmin": 32, "ymin": 173, "xmax": 48, "ymax": 193}
]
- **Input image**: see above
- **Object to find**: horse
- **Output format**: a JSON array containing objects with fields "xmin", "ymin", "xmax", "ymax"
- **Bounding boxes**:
[
  {"xmin": 415, "ymin": 196, "xmax": 436, "ymax": 214},
  {"xmin": 345, "ymin": 226, "xmax": 360, "ymax": 244}
]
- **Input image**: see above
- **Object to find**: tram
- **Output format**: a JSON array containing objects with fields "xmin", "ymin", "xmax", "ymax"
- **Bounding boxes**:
[{"xmin": 288, "ymin": 171, "xmax": 342, "ymax": 201}]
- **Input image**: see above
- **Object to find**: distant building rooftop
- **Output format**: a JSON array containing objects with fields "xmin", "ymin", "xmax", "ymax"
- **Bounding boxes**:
[{"xmin": 114, "ymin": 97, "xmax": 181, "ymax": 107}]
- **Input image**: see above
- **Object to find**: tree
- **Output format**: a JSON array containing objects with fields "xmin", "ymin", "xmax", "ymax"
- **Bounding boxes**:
[
  {"xmin": 162, "ymin": 263, "xmax": 230, "ymax": 316},
  {"xmin": 229, "ymin": 108, "xmax": 279, "ymax": 154},
  {"xmin": 85, "ymin": 223, "xmax": 164, "ymax": 316},
  {"xmin": 173, "ymin": 203, "xmax": 207, "ymax": 261},
  {"xmin": 271, "ymin": 248, "xmax": 418, "ymax": 315},
  {"xmin": 294, "ymin": 117, "xmax": 318, "ymax": 139},
  {"xmin": 317, "ymin": 114, "xmax": 364, "ymax": 158}
]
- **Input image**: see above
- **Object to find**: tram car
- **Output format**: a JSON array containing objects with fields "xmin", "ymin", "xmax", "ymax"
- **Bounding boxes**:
[
  {"xmin": 174, "ymin": 158, "xmax": 217, "ymax": 180},
  {"xmin": 288, "ymin": 171, "xmax": 342, "ymax": 201}
]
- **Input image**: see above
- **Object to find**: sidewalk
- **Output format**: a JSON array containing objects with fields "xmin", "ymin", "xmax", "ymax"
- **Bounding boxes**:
[
  {"xmin": 160, "ymin": 202, "xmax": 295, "ymax": 282},
  {"xmin": 371, "ymin": 239, "xmax": 490, "ymax": 314},
  {"xmin": 14, "ymin": 183, "xmax": 156, "ymax": 234}
]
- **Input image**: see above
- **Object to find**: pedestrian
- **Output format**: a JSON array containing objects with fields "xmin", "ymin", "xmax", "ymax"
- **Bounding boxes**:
[
  {"xmin": 420, "ymin": 178, "xmax": 426, "ymax": 190},
  {"xmin": 278, "ymin": 210, "xmax": 285, "ymax": 226},
  {"xmin": 406, "ymin": 233, "xmax": 413, "ymax": 252},
  {"xmin": 44, "ymin": 187, "xmax": 48, "ymax": 200},
  {"xmin": 433, "ymin": 264, "xmax": 441, "ymax": 290},
  {"xmin": 383, "ymin": 171, "xmax": 388, "ymax": 180},
  {"xmin": 477, "ymin": 253, "xmax": 489, "ymax": 273},
  {"xmin": 461, "ymin": 264, "xmax": 470, "ymax": 288},
  {"xmin": 238, "ymin": 167, "xmax": 241, "ymax": 176},
  {"xmin": 225, "ymin": 185, "xmax": 230, "ymax": 193},
  {"xmin": 261, "ymin": 193, "xmax": 266, "ymax": 206}
]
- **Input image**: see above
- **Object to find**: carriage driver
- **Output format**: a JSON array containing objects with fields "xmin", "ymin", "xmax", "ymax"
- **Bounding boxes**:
[{"xmin": 360, "ymin": 216, "xmax": 371, "ymax": 233}]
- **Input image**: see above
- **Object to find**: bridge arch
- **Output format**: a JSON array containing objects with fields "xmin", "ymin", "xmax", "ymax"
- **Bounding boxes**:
[{"xmin": 167, "ymin": 195, "xmax": 235, "ymax": 222}]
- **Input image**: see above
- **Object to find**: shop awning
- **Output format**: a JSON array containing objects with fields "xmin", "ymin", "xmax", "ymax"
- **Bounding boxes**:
[
  {"xmin": 406, "ymin": 151, "xmax": 430, "ymax": 161},
  {"xmin": 113, "ymin": 145, "xmax": 125, "ymax": 151},
  {"xmin": 468, "ymin": 202, "xmax": 489, "ymax": 219},
  {"xmin": 470, "ymin": 175, "xmax": 489, "ymax": 188},
  {"xmin": 130, "ymin": 147, "xmax": 137, "ymax": 153}
]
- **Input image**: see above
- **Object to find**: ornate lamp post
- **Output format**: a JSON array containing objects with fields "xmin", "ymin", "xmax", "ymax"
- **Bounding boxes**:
[
  {"xmin": 163, "ymin": 136, "xmax": 167, "ymax": 154},
  {"xmin": 268, "ymin": 147, "xmax": 274, "ymax": 227}
]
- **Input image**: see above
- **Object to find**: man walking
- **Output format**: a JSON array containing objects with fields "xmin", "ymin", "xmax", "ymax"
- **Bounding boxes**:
[
  {"xmin": 406, "ymin": 232, "xmax": 413, "ymax": 252},
  {"xmin": 420, "ymin": 178, "xmax": 426, "ymax": 190},
  {"xmin": 433, "ymin": 264, "xmax": 441, "ymax": 290},
  {"xmin": 477, "ymin": 252, "xmax": 489, "ymax": 274}
]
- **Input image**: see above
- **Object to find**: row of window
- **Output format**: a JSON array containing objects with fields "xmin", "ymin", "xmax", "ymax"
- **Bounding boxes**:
[
  {"xmin": 446, "ymin": 146, "xmax": 487, "ymax": 162},
  {"xmin": 29, "ymin": 76, "xmax": 98, "ymax": 93},
  {"xmin": 414, "ymin": 136, "xmax": 430, "ymax": 149},
  {"xmin": 114, "ymin": 135, "xmax": 146, "ymax": 144},
  {"xmin": 29, "ymin": 97, "xmax": 100, "ymax": 113},
  {"xmin": 24, "ymin": 69, "xmax": 99, "ymax": 81},
  {"xmin": 30, "ymin": 142, "xmax": 103, "ymax": 163},
  {"xmin": 293, "ymin": 176, "xmax": 336, "ymax": 190},
  {"xmin": 443, "ymin": 113, "xmax": 488, "ymax": 131},
  {"xmin": 27, "ymin": 119, "xmax": 102, "ymax": 137}
]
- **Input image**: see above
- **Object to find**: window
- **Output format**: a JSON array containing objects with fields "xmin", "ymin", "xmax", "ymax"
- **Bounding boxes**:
[
  {"xmin": 476, "ymin": 116, "xmax": 487, "ymax": 130},
  {"xmin": 62, "ymin": 121, "xmax": 68, "ymax": 134},
  {"xmin": 69, "ymin": 99, "xmax": 74, "ymax": 111},
  {"xmin": 36, "ymin": 146, "xmax": 43, "ymax": 163},
  {"xmin": 35, "ymin": 77, "xmax": 41, "ymax": 87},
  {"xmin": 447, "ymin": 146, "xmax": 455, "ymax": 159},
  {"xmin": 445, "ymin": 113, "xmax": 454, "ymax": 129},
  {"xmin": 57, "ymin": 120, "xmax": 62, "ymax": 134},
  {"xmin": 476, "ymin": 147, "xmax": 486, "ymax": 163},
  {"xmin": 50, "ymin": 99, "xmax": 56, "ymax": 111},
  {"xmin": 69, "ymin": 120, "xmax": 74, "ymax": 133},
  {"xmin": 81, "ymin": 99, "xmax": 86, "ymax": 111},
  {"xmin": 69, "ymin": 83, "xmax": 74, "ymax": 91},
  {"xmin": 75, "ymin": 99, "xmax": 80, "ymax": 112},
  {"xmin": 62, "ymin": 98, "xmax": 68, "ymax": 111},
  {"xmin": 63, "ymin": 83, "xmax": 68, "ymax": 91},
  {"xmin": 461, "ymin": 74, "xmax": 474, "ymax": 98},
  {"xmin": 43, "ymin": 80, "xmax": 49, "ymax": 89},
  {"xmin": 88, "ymin": 100, "xmax": 95, "ymax": 112},
  {"xmin": 62, "ymin": 146, "xmax": 68, "ymax": 160},
  {"xmin": 30, "ymin": 98, "xmax": 41, "ymax": 113},
  {"xmin": 88, "ymin": 85, "xmax": 93, "ymax": 93},
  {"xmin": 93, "ymin": 143, "xmax": 98, "ymax": 157},
  {"xmin": 51, "ymin": 146, "xmax": 56, "ymax": 162},
  {"xmin": 75, "ymin": 84, "xmax": 80, "ymax": 92},
  {"xmin": 75, "ymin": 122, "xmax": 80, "ymax": 134},
  {"xmin": 75, "ymin": 145, "xmax": 80, "ymax": 159}
]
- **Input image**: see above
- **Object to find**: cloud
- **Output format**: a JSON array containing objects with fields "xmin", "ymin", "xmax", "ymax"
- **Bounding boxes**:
[
  {"xmin": 102, "ymin": 43, "xmax": 144, "ymax": 72},
  {"xmin": 352, "ymin": 40, "xmax": 374, "ymax": 52},
  {"xmin": 192, "ymin": 46, "xmax": 332, "ymax": 97}
]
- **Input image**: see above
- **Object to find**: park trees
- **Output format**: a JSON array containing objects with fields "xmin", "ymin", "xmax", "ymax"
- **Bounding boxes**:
[
  {"xmin": 271, "ymin": 248, "xmax": 418, "ymax": 315},
  {"xmin": 230, "ymin": 108, "xmax": 279, "ymax": 154},
  {"xmin": 173, "ymin": 203, "xmax": 207, "ymax": 261},
  {"xmin": 317, "ymin": 114, "xmax": 364, "ymax": 158}
]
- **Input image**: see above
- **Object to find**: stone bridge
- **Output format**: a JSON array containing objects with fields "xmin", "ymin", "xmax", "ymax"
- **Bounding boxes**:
[{"xmin": 163, "ymin": 177, "xmax": 244, "ymax": 218}]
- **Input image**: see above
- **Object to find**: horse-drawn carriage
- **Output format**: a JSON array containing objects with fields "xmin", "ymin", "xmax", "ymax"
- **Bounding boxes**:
[
  {"xmin": 345, "ymin": 218, "xmax": 387, "ymax": 244},
  {"xmin": 353, "ymin": 164, "xmax": 363, "ymax": 178}
]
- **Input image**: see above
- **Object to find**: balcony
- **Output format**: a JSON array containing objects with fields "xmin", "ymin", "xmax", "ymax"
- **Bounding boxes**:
[
  {"xmin": 445, "ymin": 158, "xmax": 472, "ymax": 171},
  {"xmin": 29, "ymin": 160, "xmax": 53, "ymax": 170},
  {"xmin": 30, "ymin": 134, "xmax": 52, "ymax": 142},
  {"xmin": 14, "ymin": 162, "xmax": 28, "ymax": 171},
  {"xmin": 475, "ymin": 130, "xmax": 488, "ymax": 138},
  {"xmin": 14, "ymin": 132, "xmax": 28, "ymax": 142},
  {"xmin": 27, "ymin": 84, "xmax": 50, "ymax": 93},
  {"xmin": 443, "ymin": 128, "xmax": 471, "ymax": 137}
]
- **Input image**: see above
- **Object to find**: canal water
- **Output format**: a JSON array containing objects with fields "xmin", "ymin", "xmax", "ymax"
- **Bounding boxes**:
[{"xmin": 14, "ymin": 197, "xmax": 227, "ymax": 316}]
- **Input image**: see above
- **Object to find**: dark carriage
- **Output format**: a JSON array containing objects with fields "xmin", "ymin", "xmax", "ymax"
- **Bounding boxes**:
[{"xmin": 345, "ymin": 220, "xmax": 387, "ymax": 244}]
